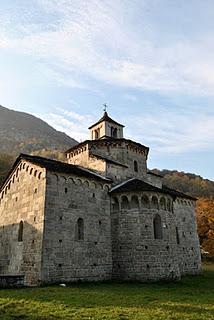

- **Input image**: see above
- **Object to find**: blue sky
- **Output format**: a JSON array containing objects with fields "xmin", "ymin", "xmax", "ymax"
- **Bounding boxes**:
[{"xmin": 0, "ymin": 0, "xmax": 214, "ymax": 180}]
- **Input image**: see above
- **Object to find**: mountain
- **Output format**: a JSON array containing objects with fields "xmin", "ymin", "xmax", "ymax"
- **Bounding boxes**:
[
  {"xmin": 0, "ymin": 105, "xmax": 78, "ymax": 155},
  {"xmin": 151, "ymin": 169, "xmax": 214, "ymax": 198}
]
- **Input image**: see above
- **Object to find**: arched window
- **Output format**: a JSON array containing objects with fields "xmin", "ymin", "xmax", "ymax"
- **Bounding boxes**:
[
  {"xmin": 176, "ymin": 227, "xmax": 180, "ymax": 244},
  {"xmin": 134, "ymin": 160, "xmax": 138, "ymax": 172},
  {"xmin": 18, "ymin": 221, "xmax": 23, "ymax": 242},
  {"xmin": 94, "ymin": 129, "xmax": 100, "ymax": 139},
  {"xmin": 76, "ymin": 218, "xmax": 84, "ymax": 240},
  {"xmin": 160, "ymin": 197, "xmax": 166, "ymax": 210},
  {"xmin": 112, "ymin": 197, "xmax": 119, "ymax": 211},
  {"xmin": 121, "ymin": 196, "xmax": 129, "ymax": 210},
  {"xmin": 111, "ymin": 127, "xmax": 118, "ymax": 138},
  {"xmin": 141, "ymin": 195, "xmax": 150, "ymax": 209},
  {"xmin": 153, "ymin": 214, "xmax": 162, "ymax": 239},
  {"xmin": 130, "ymin": 195, "xmax": 139, "ymax": 209},
  {"xmin": 151, "ymin": 196, "xmax": 159, "ymax": 209}
]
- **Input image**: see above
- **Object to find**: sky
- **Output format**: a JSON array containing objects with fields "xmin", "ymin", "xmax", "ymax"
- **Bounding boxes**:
[{"xmin": 0, "ymin": 0, "xmax": 214, "ymax": 180}]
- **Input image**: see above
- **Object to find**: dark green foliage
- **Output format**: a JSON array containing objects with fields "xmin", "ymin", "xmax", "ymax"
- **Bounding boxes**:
[{"xmin": 0, "ymin": 105, "xmax": 77, "ymax": 156}]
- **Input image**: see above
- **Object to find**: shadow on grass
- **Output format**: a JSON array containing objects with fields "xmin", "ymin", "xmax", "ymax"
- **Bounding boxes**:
[{"xmin": 0, "ymin": 267, "xmax": 213, "ymax": 320}]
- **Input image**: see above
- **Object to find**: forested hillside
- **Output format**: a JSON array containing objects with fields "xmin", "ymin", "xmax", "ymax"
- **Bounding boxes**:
[
  {"xmin": 0, "ymin": 105, "xmax": 78, "ymax": 155},
  {"xmin": 0, "ymin": 104, "xmax": 78, "ymax": 185},
  {"xmin": 151, "ymin": 169, "xmax": 214, "ymax": 198}
]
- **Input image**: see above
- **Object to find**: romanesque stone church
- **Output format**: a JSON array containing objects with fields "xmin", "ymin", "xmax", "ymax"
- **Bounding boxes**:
[{"xmin": 0, "ymin": 112, "xmax": 201, "ymax": 286}]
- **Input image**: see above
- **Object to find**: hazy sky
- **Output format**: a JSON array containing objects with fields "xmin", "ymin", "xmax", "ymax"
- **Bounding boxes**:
[{"xmin": 0, "ymin": 0, "xmax": 214, "ymax": 180}]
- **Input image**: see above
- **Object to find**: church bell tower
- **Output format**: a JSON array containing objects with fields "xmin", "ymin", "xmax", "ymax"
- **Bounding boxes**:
[{"xmin": 88, "ymin": 111, "xmax": 124, "ymax": 140}]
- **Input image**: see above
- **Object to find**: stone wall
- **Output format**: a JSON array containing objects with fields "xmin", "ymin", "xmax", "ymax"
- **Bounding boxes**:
[
  {"xmin": 174, "ymin": 198, "xmax": 201, "ymax": 275},
  {"xmin": 67, "ymin": 140, "xmax": 148, "ymax": 183},
  {"xmin": 111, "ymin": 191, "xmax": 200, "ymax": 281},
  {"xmin": 89, "ymin": 141, "xmax": 148, "ymax": 181},
  {"xmin": 41, "ymin": 171, "xmax": 112, "ymax": 284},
  {"xmin": 0, "ymin": 160, "xmax": 46, "ymax": 286}
]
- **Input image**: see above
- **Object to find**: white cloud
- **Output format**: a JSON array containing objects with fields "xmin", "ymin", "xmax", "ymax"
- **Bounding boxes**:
[
  {"xmin": 35, "ymin": 108, "xmax": 95, "ymax": 141},
  {"xmin": 123, "ymin": 94, "xmax": 138, "ymax": 102},
  {"xmin": 125, "ymin": 108, "xmax": 214, "ymax": 154},
  {"xmin": 1, "ymin": 0, "xmax": 214, "ymax": 94}
]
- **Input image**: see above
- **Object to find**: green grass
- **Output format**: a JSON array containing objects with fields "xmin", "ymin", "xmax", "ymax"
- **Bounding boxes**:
[{"xmin": 0, "ymin": 264, "xmax": 213, "ymax": 320}]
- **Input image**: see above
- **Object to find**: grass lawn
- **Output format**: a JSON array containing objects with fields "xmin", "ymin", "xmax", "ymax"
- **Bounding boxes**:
[{"xmin": 0, "ymin": 264, "xmax": 213, "ymax": 320}]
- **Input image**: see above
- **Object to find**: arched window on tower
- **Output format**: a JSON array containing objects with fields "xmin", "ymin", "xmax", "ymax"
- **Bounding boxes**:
[
  {"xmin": 94, "ymin": 129, "xmax": 100, "ymax": 139},
  {"xmin": 18, "ymin": 221, "xmax": 23, "ymax": 242},
  {"xmin": 153, "ymin": 214, "xmax": 163, "ymax": 239},
  {"xmin": 111, "ymin": 127, "xmax": 118, "ymax": 138},
  {"xmin": 113, "ymin": 128, "xmax": 117, "ymax": 138},
  {"xmin": 76, "ymin": 218, "xmax": 84, "ymax": 240},
  {"xmin": 134, "ymin": 160, "xmax": 138, "ymax": 172}
]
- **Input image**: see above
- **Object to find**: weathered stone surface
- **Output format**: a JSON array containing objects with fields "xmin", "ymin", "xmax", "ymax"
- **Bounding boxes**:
[{"xmin": 0, "ymin": 112, "xmax": 201, "ymax": 286}]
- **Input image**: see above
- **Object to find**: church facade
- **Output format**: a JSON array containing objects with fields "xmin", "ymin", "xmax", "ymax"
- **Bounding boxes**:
[{"xmin": 0, "ymin": 112, "xmax": 201, "ymax": 286}]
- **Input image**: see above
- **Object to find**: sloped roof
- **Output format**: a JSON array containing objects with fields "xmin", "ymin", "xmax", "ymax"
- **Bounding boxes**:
[
  {"xmin": 110, "ymin": 178, "xmax": 196, "ymax": 200},
  {"xmin": 88, "ymin": 112, "xmax": 124, "ymax": 129},
  {"xmin": 0, "ymin": 154, "xmax": 111, "ymax": 192},
  {"xmin": 147, "ymin": 170, "xmax": 163, "ymax": 178},
  {"xmin": 90, "ymin": 153, "xmax": 128, "ymax": 168}
]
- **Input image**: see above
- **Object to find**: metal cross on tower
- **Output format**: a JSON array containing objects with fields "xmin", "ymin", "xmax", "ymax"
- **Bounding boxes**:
[{"xmin": 103, "ymin": 103, "xmax": 108, "ymax": 112}]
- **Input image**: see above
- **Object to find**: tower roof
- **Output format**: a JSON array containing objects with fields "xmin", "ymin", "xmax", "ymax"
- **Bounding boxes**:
[{"xmin": 88, "ymin": 111, "xmax": 124, "ymax": 129}]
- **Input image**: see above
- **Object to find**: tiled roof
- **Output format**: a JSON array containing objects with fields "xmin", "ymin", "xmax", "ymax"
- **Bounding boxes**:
[
  {"xmin": 0, "ymin": 154, "xmax": 111, "ymax": 191},
  {"xmin": 110, "ymin": 178, "xmax": 196, "ymax": 200},
  {"xmin": 90, "ymin": 153, "xmax": 128, "ymax": 168},
  {"xmin": 88, "ymin": 112, "xmax": 124, "ymax": 129},
  {"xmin": 147, "ymin": 170, "xmax": 163, "ymax": 178}
]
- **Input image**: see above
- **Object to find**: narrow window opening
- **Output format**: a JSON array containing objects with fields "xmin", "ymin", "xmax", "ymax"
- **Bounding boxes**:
[
  {"xmin": 18, "ymin": 221, "xmax": 23, "ymax": 242},
  {"xmin": 112, "ymin": 197, "xmax": 119, "ymax": 211},
  {"xmin": 134, "ymin": 160, "xmax": 138, "ymax": 172},
  {"xmin": 94, "ymin": 128, "xmax": 100, "ymax": 139},
  {"xmin": 76, "ymin": 218, "xmax": 84, "ymax": 240},
  {"xmin": 111, "ymin": 127, "xmax": 118, "ymax": 138},
  {"xmin": 153, "ymin": 214, "xmax": 163, "ymax": 239}
]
